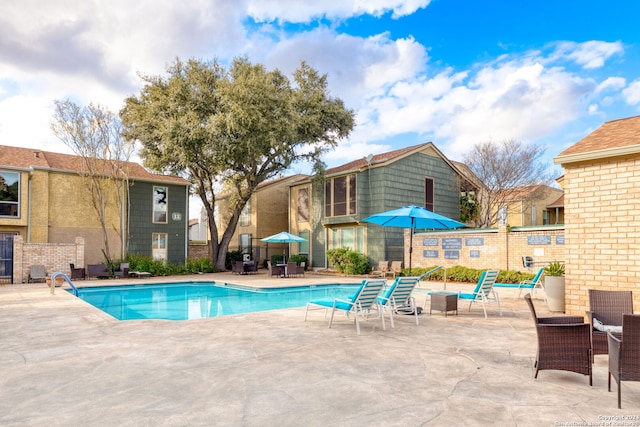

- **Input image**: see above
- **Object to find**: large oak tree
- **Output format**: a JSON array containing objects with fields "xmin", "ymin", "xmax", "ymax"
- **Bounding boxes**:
[{"xmin": 120, "ymin": 57, "xmax": 355, "ymax": 270}]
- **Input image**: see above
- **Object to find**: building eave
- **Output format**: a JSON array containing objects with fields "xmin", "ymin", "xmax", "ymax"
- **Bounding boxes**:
[{"xmin": 553, "ymin": 144, "xmax": 640, "ymax": 165}]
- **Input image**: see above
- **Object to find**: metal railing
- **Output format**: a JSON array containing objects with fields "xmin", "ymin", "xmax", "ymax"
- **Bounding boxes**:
[{"xmin": 49, "ymin": 272, "xmax": 78, "ymax": 296}]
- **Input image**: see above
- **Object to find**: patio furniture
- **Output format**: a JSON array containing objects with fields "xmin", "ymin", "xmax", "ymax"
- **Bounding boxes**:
[
  {"xmin": 28, "ymin": 265, "xmax": 47, "ymax": 283},
  {"xmin": 69, "ymin": 263, "xmax": 86, "ymax": 280},
  {"xmin": 129, "ymin": 271, "xmax": 151, "ymax": 278},
  {"xmin": 304, "ymin": 278, "xmax": 386, "ymax": 335},
  {"xmin": 232, "ymin": 261, "xmax": 245, "ymax": 274},
  {"xmin": 284, "ymin": 262, "xmax": 298, "ymax": 278},
  {"xmin": 387, "ymin": 261, "xmax": 403, "ymax": 278},
  {"xmin": 267, "ymin": 261, "xmax": 284, "ymax": 278},
  {"xmin": 525, "ymin": 294, "xmax": 593, "ymax": 385},
  {"xmin": 296, "ymin": 262, "xmax": 305, "ymax": 276},
  {"xmin": 370, "ymin": 261, "xmax": 389, "ymax": 277},
  {"xmin": 244, "ymin": 261, "xmax": 258, "ymax": 274},
  {"xmin": 494, "ymin": 267, "xmax": 545, "ymax": 299},
  {"xmin": 458, "ymin": 270, "xmax": 501, "ymax": 318},
  {"xmin": 113, "ymin": 263, "xmax": 129, "ymax": 278},
  {"xmin": 284, "ymin": 261, "xmax": 304, "ymax": 277},
  {"xmin": 430, "ymin": 291, "xmax": 458, "ymax": 317},
  {"xmin": 586, "ymin": 289, "xmax": 633, "ymax": 358},
  {"xmin": 377, "ymin": 276, "xmax": 421, "ymax": 327},
  {"xmin": 87, "ymin": 264, "xmax": 110, "ymax": 279},
  {"xmin": 607, "ymin": 314, "xmax": 640, "ymax": 408}
]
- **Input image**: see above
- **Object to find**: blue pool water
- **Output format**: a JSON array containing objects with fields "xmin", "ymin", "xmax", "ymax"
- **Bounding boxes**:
[{"xmin": 71, "ymin": 282, "xmax": 360, "ymax": 321}]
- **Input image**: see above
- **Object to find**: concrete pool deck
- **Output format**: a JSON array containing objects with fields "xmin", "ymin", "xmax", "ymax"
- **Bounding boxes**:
[{"xmin": 1, "ymin": 271, "xmax": 638, "ymax": 426}]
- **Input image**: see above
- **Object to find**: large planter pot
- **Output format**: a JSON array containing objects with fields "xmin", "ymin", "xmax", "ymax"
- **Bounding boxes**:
[
  {"xmin": 46, "ymin": 277, "xmax": 64, "ymax": 287},
  {"xmin": 545, "ymin": 276, "xmax": 565, "ymax": 312}
]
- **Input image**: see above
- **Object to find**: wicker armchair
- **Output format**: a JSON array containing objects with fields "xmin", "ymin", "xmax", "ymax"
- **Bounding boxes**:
[
  {"xmin": 524, "ymin": 294, "xmax": 592, "ymax": 385},
  {"xmin": 232, "ymin": 261, "xmax": 245, "ymax": 274},
  {"xmin": 608, "ymin": 314, "xmax": 640, "ymax": 409},
  {"xmin": 69, "ymin": 263, "xmax": 86, "ymax": 280},
  {"xmin": 586, "ymin": 289, "xmax": 633, "ymax": 357}
]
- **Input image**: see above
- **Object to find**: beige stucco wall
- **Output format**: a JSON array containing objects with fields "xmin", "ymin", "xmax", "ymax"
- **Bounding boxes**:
[
  {"xmin": 562, "ymin": 156, "xmax": 640, "ymax": 316},
  {"xmin": 219, "ymin": 177, "xmax": 300, "ymax": 263},
  {"xmin": 492, "ymin": 187, "xmax": 564, "ymax": 227},
  {"xmin": 289, "ymin": 183, "xmax": 312, "ymax": 264}
]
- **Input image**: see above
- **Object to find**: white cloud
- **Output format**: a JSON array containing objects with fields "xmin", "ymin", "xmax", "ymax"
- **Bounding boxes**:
[
  {"xmin": 247, "ymin": 0, "xmax": 431, "ymax": 23},
  {"xmin": 0, "ymin": 94, "xmax": 70, "ymax": 153},
  {"xmin": 0, "ymin": 2, "xmax": 630, "ymax": 181},
  {"xmin": 552, "ymin": 40, "xmax": 623, "ymax": 69},
  {"xmin": 259, "ymin": 28, "xmax": 428, "ymax": 107},
  {"xmin": 623, "ymin": 80, "xmax": 640, "ymax": 105},
  {"xmin": 340, "ymin": 48, "xmax": 603, "ymax": 160},
  {"xmin": 595, "ymin": 77, "xmax": 626, "ymax": 94}
]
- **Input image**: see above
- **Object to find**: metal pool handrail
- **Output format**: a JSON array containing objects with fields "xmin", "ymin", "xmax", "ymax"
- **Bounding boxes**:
[{"xmin": 49, "ymin": 272, "xmax": 78, "ymax": 296}]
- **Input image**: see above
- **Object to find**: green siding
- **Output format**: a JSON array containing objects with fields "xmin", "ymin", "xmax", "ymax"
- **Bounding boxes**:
[
  {"xmin": 128, "ymin": 182, "xmax": 188, "ymax": 265},
  {"xmin": 312, "ymin": 149, "xmax": 462, "ymax": 268}
]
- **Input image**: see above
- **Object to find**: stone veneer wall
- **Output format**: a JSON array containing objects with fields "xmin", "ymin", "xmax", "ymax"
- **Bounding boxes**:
[{"xmin": 13, "ymin": 235, "xmax": 85, "ymax": 284}]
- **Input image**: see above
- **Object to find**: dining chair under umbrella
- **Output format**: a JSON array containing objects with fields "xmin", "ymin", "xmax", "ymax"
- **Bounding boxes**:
[
  {"xmin": 362, "ymin": 205, "xmax": 465, "ymax": 275},
  {"xmin": 260, "ymin": 231, "xmax": 307, "ymax": 262}
]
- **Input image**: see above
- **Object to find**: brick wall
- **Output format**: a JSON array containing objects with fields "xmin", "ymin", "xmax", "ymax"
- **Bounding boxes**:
[
  {"xmin": 188, "ymin": 242, "xmax": 210, "ymax": 260},
  {"xmin": 563, "ymin": 156, "xmax": 640, "ymax": 316},
  {"xmin": 13, "ymin": 235, "xmax": 85, "ymax": 284},
  {"xmin": 408, "ymin": 225, "xmax": 565, "ymax": 273}
]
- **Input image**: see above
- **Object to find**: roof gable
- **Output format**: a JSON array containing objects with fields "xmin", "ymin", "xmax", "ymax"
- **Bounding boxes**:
[
  {"xmin": 325, "ymin": 142, "xmax": 449, "ymax": 176},
  {"xmin": 0, "ymin": 145, "xmax": 188, "ymax": 185},
  {"xmin": 555, "ymin": 115, "xmax": 640, "ymax": 164}
]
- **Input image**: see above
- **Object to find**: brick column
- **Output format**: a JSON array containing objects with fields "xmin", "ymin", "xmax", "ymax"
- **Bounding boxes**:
[
  {"xmin": 13, "ymin": 235, "xmax": 24, "ymax": 284},
  {"xmin": 75, "ymin": 237, "xmax": 85, "ymax": 268},
  {"xmin": 498, "ymin": 224, "xmax": 509, "ymax": 271}
]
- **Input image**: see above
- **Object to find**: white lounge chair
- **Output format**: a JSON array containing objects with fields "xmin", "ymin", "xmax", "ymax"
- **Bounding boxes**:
[
  {"xmin": 377, "ymin": 276, "xmax": 421, "ymax": 327},
  {"xmin": 304, "ymin": 278, "xmax": 386, "ymax": 335},
  {"xmin": 458, "ymin": 270, "xmax": 501, "ymax": 318}
]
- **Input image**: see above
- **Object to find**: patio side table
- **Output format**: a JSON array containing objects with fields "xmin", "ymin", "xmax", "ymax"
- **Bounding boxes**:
[{"xmin": 430, "ymin": 291, "xmax": 458, "ymax": 316}]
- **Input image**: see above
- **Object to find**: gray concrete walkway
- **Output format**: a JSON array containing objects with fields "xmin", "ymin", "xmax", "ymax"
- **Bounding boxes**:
[{"xmin": 1, "ymin": 272, "xmax": 638, "ymax": 426}]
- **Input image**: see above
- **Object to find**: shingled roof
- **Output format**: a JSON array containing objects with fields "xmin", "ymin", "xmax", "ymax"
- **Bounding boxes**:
[
  {"xmin": 0, "ymin": 145, "xmax": 188, "ymax": 185},
  {"xmin": 554, "ymin": 115, "xmax": 640, "ymax": 164},
  {"xmin": 325, "ymin": 142, "xmax": 440, "ymax": 176}
]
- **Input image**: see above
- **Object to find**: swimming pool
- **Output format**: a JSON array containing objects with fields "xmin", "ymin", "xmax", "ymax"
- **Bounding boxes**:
[{"xmin": 71, "ymin": 282, "xmax": 360, "ymax": 320}]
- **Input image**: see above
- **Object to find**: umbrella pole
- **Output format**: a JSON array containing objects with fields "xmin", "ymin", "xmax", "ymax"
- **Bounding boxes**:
[{"xmin": 408, "ymin": 218, "xmax": 416, "ymax": 276}]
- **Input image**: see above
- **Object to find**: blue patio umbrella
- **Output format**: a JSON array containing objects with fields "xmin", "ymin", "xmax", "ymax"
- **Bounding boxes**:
[
  {"xmin": 261, "ymin": 231, "xmax": 307, "ymax": 262},
  {"xmin": 362, "ymin": 205, "xmax": 465, "ymax": 275}
]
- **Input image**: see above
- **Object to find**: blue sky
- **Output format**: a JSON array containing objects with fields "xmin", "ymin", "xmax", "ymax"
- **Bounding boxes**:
[{"xmin": 2, "ymin": 0, "xmax": 640, "ymax": 202}]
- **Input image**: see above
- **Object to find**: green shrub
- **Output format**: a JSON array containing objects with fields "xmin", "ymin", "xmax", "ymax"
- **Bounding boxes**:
[
  {"xmin": 225, "ymin": 250, "xmax": 245, "ymax": 270},
  {"xmin": 270, "ymin": 254, "xmax": 285, "ymax": 264},
  {"xmin": 288, "ymin": 254, "xmax": 308, "ymax": 269},
  {"xmin": 186, "ymin": 257, "xmax": 215, "ymax": 274},
  {"xmin": 326, "ymin": 248, "xmax": 370, "ymax": 275},
  {"xmin": 121, "ymin": 254, "xmax": 217, "ymax": 277},
  {"xmin": 404, "ymin": 265, "xmax": 534, "ymax": 284}
]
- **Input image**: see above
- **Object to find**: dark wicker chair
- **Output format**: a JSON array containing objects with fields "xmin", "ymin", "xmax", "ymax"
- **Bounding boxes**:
[
  {"xmin": 113, "ymin": 263, "xmax": 129, "ymax": 278},
  {"xmin": 232, "ymin": 261, "xmax": 245, "ymax": 274},
  {"xmin": 69, "ymin": 263, "xmax": 86, "ymax": 280},
  {"xmin": 586, "ymin": 289, "xmax": 633, "ymax": 357},
  {"xmin": 608, "ymin": 314, "xmax": 640, "ymax": 409},
  {"xmin": 524, "ymin": 294, "xmax": 593, "ymax": 385},
  {"xmin": 244, "ymin": 261, "xmax": 258, "ymax": 274}
]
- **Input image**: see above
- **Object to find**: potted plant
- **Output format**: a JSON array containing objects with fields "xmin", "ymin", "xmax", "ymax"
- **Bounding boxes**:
[{"xmin": 544, "ymin": 261, "xmax": 565, "ymax": 312}]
